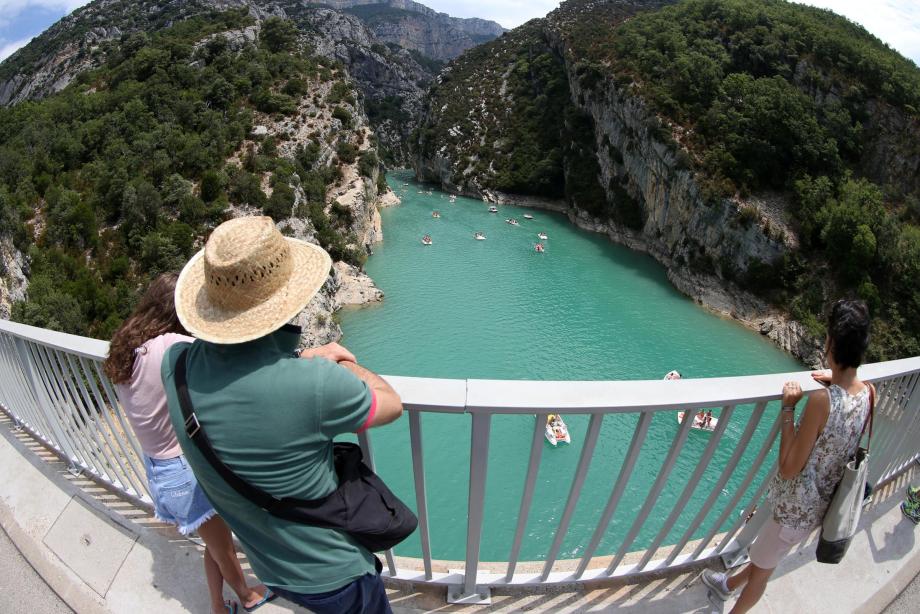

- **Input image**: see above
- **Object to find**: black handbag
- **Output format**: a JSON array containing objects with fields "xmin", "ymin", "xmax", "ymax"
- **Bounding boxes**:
[{"xmin": 174, "ymin": 349, "xmax": 417, "ymax": 553}]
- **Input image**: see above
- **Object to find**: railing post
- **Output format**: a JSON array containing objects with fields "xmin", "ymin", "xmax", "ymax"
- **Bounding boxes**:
[
  {"xmin": 408, "ymin": 410, "xmax": 433, "ymax": 580},
  {"xmin": 357, "ymin": 430, "xmax": 397, "ymax": 576},
  {"xmin": 721, "ymin": 499, "xmax": 770, "ymax": 568},
  {"xmin": 448, "ymin": 411, "xmax": 492, "ymax": 605}
]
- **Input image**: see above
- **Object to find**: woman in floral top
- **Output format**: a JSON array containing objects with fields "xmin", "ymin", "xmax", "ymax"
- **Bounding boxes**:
[{"xmin": 702, "ymin": 300, "xmax": 874, "ymax": 613}]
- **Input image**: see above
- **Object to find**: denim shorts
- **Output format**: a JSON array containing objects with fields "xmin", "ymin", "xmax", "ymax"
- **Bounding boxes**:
[{"xmin": 144, "ymin": 454, "xmax": 216, "ymax": 535}]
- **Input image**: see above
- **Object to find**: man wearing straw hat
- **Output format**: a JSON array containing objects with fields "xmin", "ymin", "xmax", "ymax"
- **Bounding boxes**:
[{"xmin": 162, "ymin": 217, "xmax": 403, "ymax": 613}]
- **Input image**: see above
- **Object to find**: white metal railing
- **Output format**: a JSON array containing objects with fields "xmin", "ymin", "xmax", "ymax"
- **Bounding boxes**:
[{"xmin": 0, "ymin": 318, "xmax": 918, "ymax": 604}]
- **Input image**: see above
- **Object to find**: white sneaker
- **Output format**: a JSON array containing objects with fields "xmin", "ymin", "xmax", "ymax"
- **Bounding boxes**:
[{"xmin": 701, "ymin": 569, "xmax": 733, "ymax": 602}]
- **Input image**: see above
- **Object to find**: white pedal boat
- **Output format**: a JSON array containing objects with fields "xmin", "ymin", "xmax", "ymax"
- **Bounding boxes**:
[
  {"xmin": 677, "ymin": 411, "xmax": 719, "ymax": 432},
  {"xmin": 546, "ymin": 414, "xmax": 571, "ymax": 446}
]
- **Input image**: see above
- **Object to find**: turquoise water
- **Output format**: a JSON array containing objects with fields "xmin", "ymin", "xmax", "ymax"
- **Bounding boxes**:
[{"xmin": 338, "ymin": 171, "xmax": 802, "ymax": 562}]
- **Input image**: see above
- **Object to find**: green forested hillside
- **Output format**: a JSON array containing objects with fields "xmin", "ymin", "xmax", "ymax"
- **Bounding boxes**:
[
  {"xmin": 417, "ymin": 0, "xmax": 920, "ymax": 360},
  {"xmin": 0, "ymin": 11, "xmax": 367, "ymax": 338},
  {"xmin": 580, "ymin": 0, "xmax": 920, "ymax": 359}
]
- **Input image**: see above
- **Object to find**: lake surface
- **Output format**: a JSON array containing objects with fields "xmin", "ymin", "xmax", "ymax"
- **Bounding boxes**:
[{"xmin": 337, "ymin": 170, "xmax": 802, "ymax": 562}]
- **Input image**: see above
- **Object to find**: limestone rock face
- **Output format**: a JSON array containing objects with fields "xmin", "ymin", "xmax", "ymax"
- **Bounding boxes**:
[
  {"xmin": 301, "ymin": 8, "xmax": 431, "ymax": 165},
  {"xmin": 292, "ymin": 261, "xmax": 383, "ymax": 348},
  {"xmin": 316, "ymin": 0, "xmax": 504, "ymax": 61},
  {"xmin": 0, "ymin": 238, "xmax": 28, "ymax": 321},
  {"xmin": 225, "ymin": 62, "xmax": 394, "ymax": 348}
]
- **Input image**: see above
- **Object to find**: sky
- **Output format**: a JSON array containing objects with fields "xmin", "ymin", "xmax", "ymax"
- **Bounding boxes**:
[{"xmin": 1, "ymin": 0, "xmax": 919, "ymax": 64}]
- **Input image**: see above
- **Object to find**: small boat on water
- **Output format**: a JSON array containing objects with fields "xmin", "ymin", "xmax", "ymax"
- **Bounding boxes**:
[
  {"xmin": 449, "ymin": 195, "xmax": 457, "ymax": 202},
  {"xmin": 421, "ymin": 235, "xmax": 433, "ymax": 245},
  {"xmin": 506, "ymin": 218, "xmax": 520, "ymax": 226},
  {"xmin": 546, "ymin": 414, "xmax": 571, "ymax": 446},
  {"xmin": 474, "ymin": 232, "xmax": 486, "ymax": 241},
  {"xmin": 677, "ymin": 411, "xmax": 719, "ymax": 432},
  {"xmin": 523, "ymin": 214, "xmax": 534, "ymax": 220},
  {"xmin": 537, "ymin": 232, "xmax": 548, "ymax": 240},
  {"xmin": 432, "ymin": 211, "xmax": 441, "ymax": 218},
  {"xmin": 535, "ymin": 243, "xmax": 545, "ymax": 253},
  {"xmin": 488, "ymin": 205, "xmax": 499, "ymax": 213}
]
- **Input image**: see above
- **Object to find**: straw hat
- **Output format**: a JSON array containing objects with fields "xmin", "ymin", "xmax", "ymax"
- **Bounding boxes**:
[{"xmin": 175, "ymin": 216, "xmax": 332, "ymax": 344}]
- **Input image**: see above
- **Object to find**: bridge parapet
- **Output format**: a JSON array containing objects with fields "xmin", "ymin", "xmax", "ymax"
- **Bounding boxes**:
[{"xmin": 1, "ymin": 318, "xmax": 918, "ymax": 604}]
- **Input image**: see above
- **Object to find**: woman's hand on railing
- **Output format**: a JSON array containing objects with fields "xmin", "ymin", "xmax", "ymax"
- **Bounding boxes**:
[
  {"xmin": 782, "ymin": 381, "xmax": 804, "ymax": 408},
  {"xmin": 810, "ymin": 369, "xmax": 832, "ymax": 386}
]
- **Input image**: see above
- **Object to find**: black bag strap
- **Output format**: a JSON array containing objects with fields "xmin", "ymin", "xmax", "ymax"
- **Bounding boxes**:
[{"xmin": 175, "ymin": 348, "xmax": 281, "ymax": 512}]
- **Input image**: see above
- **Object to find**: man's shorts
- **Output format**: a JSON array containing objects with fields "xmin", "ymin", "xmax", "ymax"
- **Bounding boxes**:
[
  {"xmin": 748, "ymin": 515, "xmax": 812, "ymax": 569},
  {"xmin": 144, "ymin": 454, "xmax": 216, "ymax": 535}
]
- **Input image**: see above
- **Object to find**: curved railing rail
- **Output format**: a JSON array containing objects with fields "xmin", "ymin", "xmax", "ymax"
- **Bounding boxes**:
[{"xmin": 1, "ymin": 318, "xmax": 918, "ymax": 604}]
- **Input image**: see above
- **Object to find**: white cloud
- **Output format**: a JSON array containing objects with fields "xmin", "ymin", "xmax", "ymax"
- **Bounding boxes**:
[{"xmin": 0, "ymin": 35, "xmax": 32, "ymax": 60}]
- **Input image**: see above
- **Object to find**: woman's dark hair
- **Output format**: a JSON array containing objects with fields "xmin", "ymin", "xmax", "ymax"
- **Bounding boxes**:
[
  {"xmin": 103, "ymin": 273, "xmax": 187, "ymax": 384},
  {"xmin": 827, "ymin": 299, "xmax": 870, "ymax": 369}
]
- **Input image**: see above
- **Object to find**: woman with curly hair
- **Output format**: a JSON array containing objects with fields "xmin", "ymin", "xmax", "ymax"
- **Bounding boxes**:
[{"xmin": 104, "ymin": 273, "xmax": 275, "ymax": 614}]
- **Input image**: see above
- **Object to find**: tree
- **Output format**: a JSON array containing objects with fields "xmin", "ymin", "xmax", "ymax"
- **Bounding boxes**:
[
  {"xmin": 261, "ymin": 17, "xmax": 298, "ymax": 53},
  {"xmin": 140, "ymin": 233, "xmax": 185, "ymax": 274},
  {"xmin": 11, "ymin": 275, "xmax": 86, "ymax": 334},
  {"xmin": 200, "ymin": 169, "xmax": 225, "ymax": 202}
]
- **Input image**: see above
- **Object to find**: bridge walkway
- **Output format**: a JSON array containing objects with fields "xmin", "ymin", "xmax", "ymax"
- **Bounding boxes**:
[{"xmin": 2, "ymin": 413, "xmax": 918, "ymax": 613}]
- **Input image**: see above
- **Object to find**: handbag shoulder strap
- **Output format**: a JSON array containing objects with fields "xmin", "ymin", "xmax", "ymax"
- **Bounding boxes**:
[
  {"xmin": 860, "ymin": 382, "xmax": 875, "ymax": 451},
  {"xmin": 174, "ymin": 348, "xmax": 279, "ymax": 512}
]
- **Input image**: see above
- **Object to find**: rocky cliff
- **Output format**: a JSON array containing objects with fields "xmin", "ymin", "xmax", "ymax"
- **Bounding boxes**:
[
  {"xmin": 294, "ymin": 7, "xmax": 431, "ymax": 165},
  {"xmin": 320, "ymin": 0, "xmax": 505, "ymax": 61},
  {"xmin": 0, "ymin": 238, "xmax": 28, "ymax": 321}
]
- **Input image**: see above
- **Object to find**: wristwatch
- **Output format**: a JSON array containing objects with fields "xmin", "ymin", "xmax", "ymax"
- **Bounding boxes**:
[{"xmin": 781, "ymin": 405, "xmax": 795, "ymax": 412}]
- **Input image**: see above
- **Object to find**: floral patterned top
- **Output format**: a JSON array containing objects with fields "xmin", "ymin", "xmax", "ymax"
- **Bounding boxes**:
[{"xmin": 770, "ymin": 384, "xmax": 871, "ymax": 531}]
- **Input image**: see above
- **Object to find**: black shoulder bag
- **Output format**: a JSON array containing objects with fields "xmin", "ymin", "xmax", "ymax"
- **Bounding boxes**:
[{"xmin": 174, "ymin": 349, "xmax": 417, "ymax": 553}]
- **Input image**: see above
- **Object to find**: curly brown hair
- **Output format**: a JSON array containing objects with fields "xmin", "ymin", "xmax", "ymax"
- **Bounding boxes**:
[{"xmin": 103, "ymin": 273, "xmax": 188, "ymax": 384}]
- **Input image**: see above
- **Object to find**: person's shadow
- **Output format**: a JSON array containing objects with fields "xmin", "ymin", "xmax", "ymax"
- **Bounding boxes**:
[{"xmin": 866, "ymin": 514, "xmax": 915, "ymax": 563}]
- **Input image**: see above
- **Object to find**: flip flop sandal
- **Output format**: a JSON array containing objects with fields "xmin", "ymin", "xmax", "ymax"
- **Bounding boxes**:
[{"xmin": 244, "ymin": 588, "xmax": 278, "ymax": 612}]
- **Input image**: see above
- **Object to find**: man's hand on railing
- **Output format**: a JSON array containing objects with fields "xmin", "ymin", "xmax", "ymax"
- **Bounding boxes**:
[{"xmin": 298, "ymin": 342, "xmax": 356, "ymax": 364}]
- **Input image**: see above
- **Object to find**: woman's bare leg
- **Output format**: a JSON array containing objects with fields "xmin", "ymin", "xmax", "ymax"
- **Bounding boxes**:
[
  {"xmin": 203, "ymin": 547, "xmax": 227, "ymax": 614},
  {"xmin": 729, "ymin": 564, "xmax": 773, "ymax": 614},
  {"xmin": 197, "ymin": 516, "xmax": 267, "ymax": 609},
  {"xmin": 726, "ymin": 564, "xmax": 751, "ymax": 591}
]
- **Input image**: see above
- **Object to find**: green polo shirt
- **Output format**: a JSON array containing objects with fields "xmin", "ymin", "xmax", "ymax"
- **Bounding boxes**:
[{"xmin": 161, "ymin": 325, "xmax": 377, "ymax": 593}]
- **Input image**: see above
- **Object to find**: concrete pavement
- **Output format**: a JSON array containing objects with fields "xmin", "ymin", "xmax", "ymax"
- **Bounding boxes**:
[
  {"xmin": 0, "ymin": 524, "xmax": 71, "ymax": 613},
  {"xmin": 885, "ymin": 562, "xmax": 919, "ymax": 613}
]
